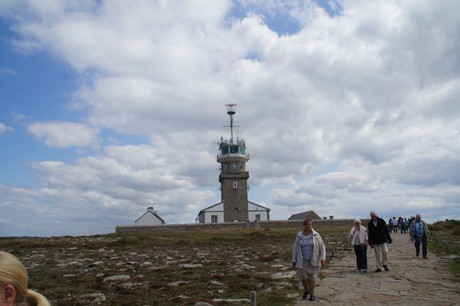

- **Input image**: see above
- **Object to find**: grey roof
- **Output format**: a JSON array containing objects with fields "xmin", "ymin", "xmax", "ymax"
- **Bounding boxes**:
[
  {"xmin": 248, "ymin": 200, "xmax": 271, "ymax": 211},
  {"xmin": 135, "ymin": 210, "xmax": 166, "ymax": 224},
  {"xmin": 198, "ymin": 201, "xmax": 223, "ymax": 215},
  {"xmin": 288, "ymin": 210, "xmax": 322, "ymax": 221}
]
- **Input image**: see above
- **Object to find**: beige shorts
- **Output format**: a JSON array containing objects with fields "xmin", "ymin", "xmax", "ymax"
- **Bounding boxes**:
[{"xmin": 297, "ymin": 260, "xmax": 320, "ymax": 280}]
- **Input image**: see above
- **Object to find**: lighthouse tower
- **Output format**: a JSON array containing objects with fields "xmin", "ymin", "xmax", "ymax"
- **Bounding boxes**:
[{"xmin": 217, "ymin": 104, "xmax": 250, "ymax": 222}]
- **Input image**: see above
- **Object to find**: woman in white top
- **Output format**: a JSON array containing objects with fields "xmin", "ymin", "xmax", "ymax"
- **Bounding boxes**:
[
  {"xmin": 348, "ymin": 218, "xmax": 368, "ymax": 273},
  {"xmin": 292, "ymin": 218, "xmax": 326, "ymax": 301}
]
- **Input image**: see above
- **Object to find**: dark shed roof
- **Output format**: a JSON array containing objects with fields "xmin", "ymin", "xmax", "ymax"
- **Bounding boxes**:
[{"xmin": 288, "ymin": 210, "xmax": 322, "ymax": 221}]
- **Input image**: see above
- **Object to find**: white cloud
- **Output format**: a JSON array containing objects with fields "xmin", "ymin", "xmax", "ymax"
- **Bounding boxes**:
[
  {"xmin": 0, "ymin": 123, "xmax": 13, "ymax": 134},
  {"xmin": 18, "ymin": 143, "xmax": 216, "ymax": 235},
  {"xmin": 0, "ymin": 68, "xmax": 16, "ymax": 76},
  {"xmin": 28, "ymin": 121, "xmax": 100, "ymax": 148}
]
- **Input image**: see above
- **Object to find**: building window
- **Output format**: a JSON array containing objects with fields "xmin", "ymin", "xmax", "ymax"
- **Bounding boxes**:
[
  {"xmin": 255, "ymin": 214, "xmax": 261, "ymax": 221},
  {"xmin": 233, "ymin": 181, "xmax": 238, "ymax": 189},
  {"xmin": 211, "ymin": 215, "xmax": 218, "ymax": 223}
]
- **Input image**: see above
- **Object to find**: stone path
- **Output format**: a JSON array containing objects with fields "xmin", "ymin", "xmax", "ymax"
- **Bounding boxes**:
[{"xmin": 293, "ymin": 232, "xmax": 460, "ymax": 305}]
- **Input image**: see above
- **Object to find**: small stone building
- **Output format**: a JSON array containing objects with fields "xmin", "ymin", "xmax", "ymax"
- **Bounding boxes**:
[{"xmin": 135, "ymin": 207, "xmax": 165, "ymax": 226}]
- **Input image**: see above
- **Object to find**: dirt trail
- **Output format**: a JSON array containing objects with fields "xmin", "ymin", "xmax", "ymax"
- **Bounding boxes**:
[{"xmin": 294, "ymin": 232, "xmax": 459, "ymax": 305}]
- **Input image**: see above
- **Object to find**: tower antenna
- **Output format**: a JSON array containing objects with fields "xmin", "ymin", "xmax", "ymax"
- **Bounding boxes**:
[{"xmin": 225, "ymin": 103, "xmax": 237, "ymax": 144}]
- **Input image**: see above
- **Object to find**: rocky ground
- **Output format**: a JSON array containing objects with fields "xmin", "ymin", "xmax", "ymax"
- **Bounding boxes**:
[
  {"xmin": 3, "ymin": 228, "xmax": 343, "ymax": 305},
  {"xmin": 2, "ymin": 225, "xmax": 458, "ymax": 306}
]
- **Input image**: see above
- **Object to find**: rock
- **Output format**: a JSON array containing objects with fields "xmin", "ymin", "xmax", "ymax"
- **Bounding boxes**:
[
  {"xmin": 210, "ymin": 280, "xmax": 226, "ymax": 286},
  {"xmin": 168, "ymin": 281, "xmax": 190, "ymax": 287},
  {"xmin": 179, "ymin": 263, "xmax": 203, "ymax": 268},
  {"xmin": 103, "ymin": 275, "xmax": 131, "ymax": 282},
  {"xmin": 78, "ymin": 292, "xmax": 107, "ymax": 303},
  {"xmin": 271, "ymin": 271, "xmax": 296, "ymax": 279},
  {"xmin": 239, "ymin": 263, "xmax": 255, "ymax": 270}
]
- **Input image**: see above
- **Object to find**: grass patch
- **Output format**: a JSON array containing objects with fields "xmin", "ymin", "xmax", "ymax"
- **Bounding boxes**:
[
  {"xmin": 429, "ymin": 219, "xmax": 460, "ymax": 280},
  {"xmin": 255, "ymin": 291, "xmax": 293, "ymax": 305}
]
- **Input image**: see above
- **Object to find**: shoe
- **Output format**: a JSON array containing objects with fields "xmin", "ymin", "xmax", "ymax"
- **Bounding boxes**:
[
  {"xmin": 302, "ymin": 291, "xmax": 309, "ymax": 299},
  {"xmin": 375, "ymin": 268, "xmax": 381, "ymax": 273},
  {"xmin": 310, "ymin": 295, "xmax": 316, "ymax": 301},
  {"xmin": 383, "ymin": 265, "xmax": 389, "ymax": 271},
  {"xmin": 423, "ymin": 256, "xmax": 428, "ymax": 259},
  {"xmin": 362, "ymin": 269, "xmax": 367, "ymax": 273}
]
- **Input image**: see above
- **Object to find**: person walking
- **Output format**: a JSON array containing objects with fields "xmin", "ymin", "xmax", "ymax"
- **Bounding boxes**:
[
  {"xmin": 348, "ymin": 218, "xmax": 368, "ymax": 273},
  {"xmin": 292, "ymin": 218, "xmax": 326, "ymax": 301},
  {"xmin": 0, "ymin": 251, "xmax": 50, "ymax": 306},
  {"xmin": 409, "ymin": 214, "xmax": 430, "ymax": 259},
  {"xmin": 368, "ymin": 211, "xmax": 392, "ymax": 272},
  {"xmin": 391, "ymin": 217, "xmax": 399, "ymax": 233}
]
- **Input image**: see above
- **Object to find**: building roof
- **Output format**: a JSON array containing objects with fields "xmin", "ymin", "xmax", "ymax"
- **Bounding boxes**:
[
  {"xmin": 135, "ymin": 210, "xmax": 165, "ymax": 224},
  {"xmin": 248, "ymin": 200, "xmax": 271, "ymax": 211},
  {"xmin": 198, "ymin": 202, "xmax": 223, "ymax": 215},
  {"xmin": 288, "ymin": 210, "xmax": 322, "ymax": 221}
]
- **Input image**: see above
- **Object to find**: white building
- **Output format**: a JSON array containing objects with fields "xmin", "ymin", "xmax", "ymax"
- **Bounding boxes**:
[
  {"xmin": 135, "ymin": 207, "xmax": 165, "ymax": 226},
  {"xmin": 197, "ymin": 201, "xmax": 270, "ymax": 224}
]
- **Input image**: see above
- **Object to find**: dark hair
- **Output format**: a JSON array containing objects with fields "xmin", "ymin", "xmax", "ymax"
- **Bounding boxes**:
[{"xmin": 302, "ymin": 218, "xmax": 313, "ymax": 225}]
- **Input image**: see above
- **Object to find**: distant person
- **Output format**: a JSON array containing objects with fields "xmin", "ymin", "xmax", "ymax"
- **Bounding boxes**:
[
  {"xmin": 348, "ymin": 218, "xmax": 368, "ymax": 273},
  {"xmin": 388, "ymin": 217, "xmax": 393, "ymax": 232},
  {"xmin": 0, "ymin": 251, "xmax": 50, "ymax": 306},
  {"xmin": 368, "ymin": 211, "xmax": 392, "ymax": 272},
  {"xmin": 401, "ymin": 217, "xmax": 408, "ymax": 234},
  {"xmin": 391, "ymin": 217, "xmax": 399, "ymax": 233},
  {"xmin": 292, "ymin": 218, "xmax": 326, "ymax": 301},
  {"xmin": 409, "ymin": 214, "xmax": 430, "ymax": 259}
]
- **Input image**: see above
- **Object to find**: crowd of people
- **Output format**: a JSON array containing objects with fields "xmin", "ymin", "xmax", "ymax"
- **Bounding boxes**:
[
  {"xmin": 292, "ymin": 212, "xmax": 431, "ymax": 301},
  {"xmin": 388, "ymin": 216, "xmax": 415, "ymax": 234}
]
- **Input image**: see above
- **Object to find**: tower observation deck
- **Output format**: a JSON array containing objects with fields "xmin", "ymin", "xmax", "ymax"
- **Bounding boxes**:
[{"xmin": 217, "ymin": 104, "xmax": 250, "ymax": 222}]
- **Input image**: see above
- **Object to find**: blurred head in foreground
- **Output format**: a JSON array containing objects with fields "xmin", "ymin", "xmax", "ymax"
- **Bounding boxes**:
[{"xmin": 0, "ymin": 251, "xmax": 50, "ymax": 306}]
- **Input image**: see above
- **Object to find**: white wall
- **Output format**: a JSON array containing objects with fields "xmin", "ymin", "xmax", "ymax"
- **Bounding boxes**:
[
  {"xmin": 248, "ymin": 210, "xmax": 269, "ymax": 221},
  {"xmin": 201, "ymin": 211, "xmax": 225, "ymax": 224}
]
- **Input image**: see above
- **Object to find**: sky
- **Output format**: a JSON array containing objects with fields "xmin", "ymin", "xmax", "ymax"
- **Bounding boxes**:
[{"xmin": 1, "ymin": 0, "xmax": 459, "ymax": 237}]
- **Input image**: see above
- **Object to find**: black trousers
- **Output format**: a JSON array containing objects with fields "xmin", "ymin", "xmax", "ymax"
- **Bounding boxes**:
[
  {"xmin": 353, "ymin": 244, "xmax": 368, "ymax": 270},
  {"xmin": 414, "ymin": 235, "xmax": 427, "ymax": 257}
]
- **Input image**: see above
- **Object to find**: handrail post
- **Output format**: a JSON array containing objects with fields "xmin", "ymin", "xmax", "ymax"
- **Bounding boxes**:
[{"xmin": 250, "ymin": 291, "xmax": 256, "ymax": 306}]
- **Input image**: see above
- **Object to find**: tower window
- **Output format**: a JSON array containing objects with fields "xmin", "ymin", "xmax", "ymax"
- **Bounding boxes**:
[
  {"xmin": 230, "ymin": 145, "xmax": 239, "ymax": 153},
  {"xmin": 233, "ymin": 182, "xmax": 238, "ymax": 189}
]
